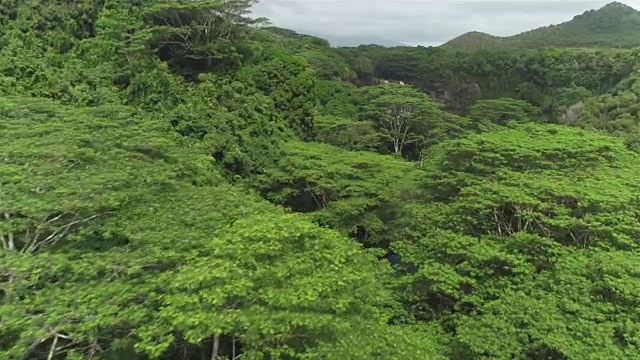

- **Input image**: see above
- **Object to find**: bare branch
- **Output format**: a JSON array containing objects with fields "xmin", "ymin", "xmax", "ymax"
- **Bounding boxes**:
[
  {"xmin": 47, "ymin": 335, "xmax": 59, "ymax": 360},
  {"xmin": 60, "ymin": 161, "xmax": 80, "ymax": 175},
  {"xmin": 22, "ymin": 212, "xmax": 116, "ymax": 254}
]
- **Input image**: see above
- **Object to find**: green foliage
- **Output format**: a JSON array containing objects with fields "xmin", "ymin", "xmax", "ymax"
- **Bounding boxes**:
[
  {"xmin": 360, "ymin": 83, "xmax": 472, "ymax": 159},
  {"xmin": 240, "ymin": 46, "xmax": 317, "ymax": 140},
  {"xmin": 255, "ymin": 140, "xmax": 420, "ymax": 247},
  {"xmin": 143, "ymin": 0, "xmax": 259, "ymax": 76},
  {"xmin": 391, "ymin": 124, "xmax": 640, "ymax": 358},
  {"xmin": 558, "ymin": 71, "xmax": 640, "ymax": 152},
  {"xmin": 0, "ymin": 97, "xmax": 422, "ymax": 359},
  {"xmin": 545, "ymin": 86, "xmax": 594, "ymax": 115},
  {"xmin": 255, "ymin": 27, "xmax": 355, "ymax": 80},
  {"xmin": 139, "ymin": 208, "xmax": 404, "ymax": 359},
  {"xmin": 334, "ymin": 47, "xmax": 376, "ymax": 84},
  {"xmin": 260, "ymin": 26, "xmax": 331, "ymax": 50},
  {"xmin": 314, "ymin": 115, "xmax": 382, "ymax": 152},
  {"xmin": 0, "ymin": 97, "xmax": 215, "ymax": 254},
  {"xmin": 7, "ymin": 1, "xmax": 640, "ymax": 359},
  {"xmin": 469, "ymin": 98, "xmax": 541, "ymax": 125},
  {"xmin": 299, "ymin": 49, "xmax": 353, "ymax": 80},
  {"xmin": 314, "ymin": 80, "xmax": 361, "ymax": 118},
  {"xmin": 168, "ymin": 73, "xmax": 286, "ymax": 176},
  {"xmin": 338, "ymin": 45, "xmax": 639, "ymax": 112}
]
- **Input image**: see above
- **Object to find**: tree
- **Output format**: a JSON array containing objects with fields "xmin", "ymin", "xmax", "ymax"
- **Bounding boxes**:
[
  {"xmin": 0, "ymin": 96, "xmax": 222, "ymax": 358},
  {"xmin": 9, "ymin": 0, "xmax": 640, "ymax": 358},
  {"xmin": 254, "ymin": 140, "xmax": 420, "ymax": 248},
  {"xmin": 168, "ymin": 73, "xmax": 286, "ymax": 176},
  {"xmin": 239, "ymin": 47, "xmax": 317, "ymax": 140},
  {"xmin": 360, "ymin": 83, "xmax": 471, "ymax": 159},
  {"xmin": 0, "ymin": 97, "xmax": 432, "ymax": 359},
  {"xmin": 556, "ymin": 72, "xmax": 640, "ymax": 152},
  {"xmin": 143, "ymin": 0, "xmax": 261, "ymax": 75},
  {"xmin": 361, "ymin": 84, "xmax": 432, "ymax": 155},
  {"xmin": 314, "ymin": 115, "xmax": 382, "ymax": 152},
  {"xmin": 468, "ymin": 98, "xmax": 541, "ymax": 125},
  {"xmin": 0, "ymin": 97, "xmax": 193, "ymax": 255},
  {"xmin": 390, "ymin": 123, "xmax": 640, "ymax": 358},
  {"xmin": 314, "ymin": 80, "xmax": 361, "ymax": 118}
]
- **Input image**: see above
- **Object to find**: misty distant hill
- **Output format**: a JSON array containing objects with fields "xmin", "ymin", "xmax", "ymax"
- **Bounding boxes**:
[{"xmin": 306, "ymin": 33, "xmax": 406, "ymax": 47}]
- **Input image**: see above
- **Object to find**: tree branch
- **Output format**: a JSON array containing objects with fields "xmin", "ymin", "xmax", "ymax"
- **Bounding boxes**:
[
  {"xmin": 47, "ymin": 335, "xmax": 59, "ymax": 360},
  {"xmin": 0, "ymin": 233, "xmax": 8, "ymax": 250},
  {"xmin": 23, "ymin": 212, "xmax": 116, "ymax": 254},
  {"xmin": 2, "ymin": 212, "xmax": 15, "ymax": 250}
]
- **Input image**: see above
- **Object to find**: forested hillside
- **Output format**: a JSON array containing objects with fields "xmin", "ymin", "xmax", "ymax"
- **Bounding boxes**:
[
  {"xmin": 2, "ymin": 1, "xmax": 640, "ymax": 360},
  {"xmin": 443, "ymin": 2, "xmax": 640, "ymax": 51},
  {"xmin": 337, "ymin": 45, "xmax": 639, "ymax": 114}
]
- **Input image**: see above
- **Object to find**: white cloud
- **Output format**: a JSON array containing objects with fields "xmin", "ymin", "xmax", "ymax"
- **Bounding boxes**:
[{"xmin": 251, "ymin": 0, "xmax": 636, "ymax": 46}]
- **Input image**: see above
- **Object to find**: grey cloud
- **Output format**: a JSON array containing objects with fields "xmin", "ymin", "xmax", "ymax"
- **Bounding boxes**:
[
  {"xmin": 251, "ymin": 0, "xmax": 631, "ymax": 46},
  {"xmin": 258, "ymin": 0, "xmax": 311, "ymax": 15},
  {"xmin": 447, "ymin": 1, "xmax": 610, "ymax": 14}
]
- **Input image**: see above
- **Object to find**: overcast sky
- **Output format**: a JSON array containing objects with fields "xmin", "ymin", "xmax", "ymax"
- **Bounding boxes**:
[{"xmin": 251, "ymin": 0, "xmax": 640, "ymax": 46}]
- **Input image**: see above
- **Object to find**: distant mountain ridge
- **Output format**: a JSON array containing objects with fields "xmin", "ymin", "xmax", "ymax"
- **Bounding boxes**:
[
  {"xmin": 314, "ymin": 34, "xmax": 406, "ymax": 47},
  {"xmin": 261, "ymin": 27, "xmax": 405, "ymax": 47},
  {"xmin": 442, "ymin": 1, "xmax": 640, "ymax": 51},
  {"xmin": 261, "ymin": 25, "xmax": 405, "ymax": 47}
]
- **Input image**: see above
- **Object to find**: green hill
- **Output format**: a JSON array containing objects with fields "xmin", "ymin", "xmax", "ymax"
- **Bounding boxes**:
[{"xmin": 443, "ymin": 1, "xmax": 640, "ymax": 51}]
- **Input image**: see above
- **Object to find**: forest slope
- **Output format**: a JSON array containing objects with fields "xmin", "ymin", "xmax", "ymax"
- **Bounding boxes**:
[{"xmin": 443, "ymin": 2, "xmax": 640, "ymax": 51}]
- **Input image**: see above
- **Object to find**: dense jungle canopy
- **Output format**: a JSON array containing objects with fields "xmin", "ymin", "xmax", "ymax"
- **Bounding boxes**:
[{"xmin": 2, "ymin": 1, "xmax": 640, "ymax": 359}]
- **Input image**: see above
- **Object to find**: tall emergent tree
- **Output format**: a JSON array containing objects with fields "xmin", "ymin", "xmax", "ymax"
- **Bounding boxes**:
[
  {"xmin": 360, "ymin": 83, "xmax": 470, "ymax": 160},
  {"xmin": 360, "ymin": 83, "xmax": 439, "ymax": 155},
  {"xmin": 144, "ymin": 0, "xmax": 262, "ymax": 75}
]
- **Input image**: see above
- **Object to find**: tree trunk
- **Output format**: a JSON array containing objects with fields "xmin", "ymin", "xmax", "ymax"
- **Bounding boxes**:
[{"xmin": 211, "ymin": 335, "xmax": 220, "ymax": 360}]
